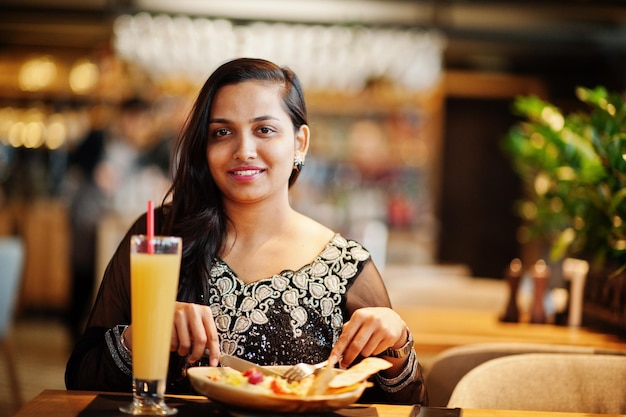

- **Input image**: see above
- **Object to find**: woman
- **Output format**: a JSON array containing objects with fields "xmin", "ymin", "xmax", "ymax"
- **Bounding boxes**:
[{"xmin": 65, "ymin": 57, "xmax": 427, "ymax": 405}]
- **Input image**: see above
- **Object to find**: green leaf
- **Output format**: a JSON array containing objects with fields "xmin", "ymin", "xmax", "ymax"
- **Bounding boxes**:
[{"xmin": 503, "ymin": 85, "xmax": 626, "ymax": 270}]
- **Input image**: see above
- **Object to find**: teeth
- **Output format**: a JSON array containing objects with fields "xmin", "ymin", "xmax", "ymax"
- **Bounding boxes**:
[{"xmin": 233, "ymin": 170, "xmax": 260, "ymax": 176}]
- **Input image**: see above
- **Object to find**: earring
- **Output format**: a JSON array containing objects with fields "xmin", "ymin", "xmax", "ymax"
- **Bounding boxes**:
[{"xmin": 293, "ymin": 153, "xmax": 305, "ymax": 172}]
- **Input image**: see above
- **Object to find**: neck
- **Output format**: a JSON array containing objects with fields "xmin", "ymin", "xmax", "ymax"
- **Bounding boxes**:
[{"xmin": 223, "ymin": 196, "xmax": 298, "ymax": 247}]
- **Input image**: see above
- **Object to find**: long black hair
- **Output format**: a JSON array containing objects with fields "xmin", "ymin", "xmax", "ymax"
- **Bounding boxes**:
[{"xmin": 161, "ymin": 57, "xmax": 309, "ymax": 302}]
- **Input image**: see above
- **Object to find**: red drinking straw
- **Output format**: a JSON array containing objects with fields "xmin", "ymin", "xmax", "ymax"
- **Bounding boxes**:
[{"xmin": 147, "ymin": 200, "xmax": 154, "ymax": 254}]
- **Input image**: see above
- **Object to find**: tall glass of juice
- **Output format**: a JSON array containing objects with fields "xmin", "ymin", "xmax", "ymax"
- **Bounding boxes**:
[{"xmin": 120, "ymin": 234, "xmax": 182, "ymax": 415}]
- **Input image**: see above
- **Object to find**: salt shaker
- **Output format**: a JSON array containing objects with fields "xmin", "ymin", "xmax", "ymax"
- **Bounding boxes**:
[{"xmin": 562, "ymin": 258, "xmax": 589, "ymax": 327}]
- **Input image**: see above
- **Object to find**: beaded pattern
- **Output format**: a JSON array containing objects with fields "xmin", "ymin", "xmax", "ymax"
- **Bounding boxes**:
[
  {"xmin": 207, "ymin": 234, "xmax": 369, "ymax": 366},
  {"xmin": 375, "ymin": 347, "xmax": 418, "ymax": 393},
  {"xmin": 106, "ymin": 325, "xmax": 132, "ymax": 376}
]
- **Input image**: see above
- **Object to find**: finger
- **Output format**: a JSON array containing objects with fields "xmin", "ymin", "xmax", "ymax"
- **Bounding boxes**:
[
  {"xmin": 186, "ymin": 304, "xmax": 221, "ymax": 364},
  {"xmin": 187, "ymin": 323, "xmax": 208, "ymax": 364},
  {"xmin": 347, "ymin": 324, "xmax": 382, "ymax": 363},
  {"xmin": 170, "ymin": 329, "xmax": 179, "ymax": 353},
  {"xmin": 173, "ymin": 307, "xmax": 193, "ymax": 357},
  {"xmin": 334, "ymin": 310, "xmax": 396, "ymax": 364},
  {"xmin": 329, "ymin": 322, "xmax": 351, "ymax": 364},
  {"xmin": 202, "ymin": 314, "xmax": 221, "ymax": 367},
  {"xmin": 359, "ymin": 329, "xmax": 387, "ymax": 357},
  {"xmin": 332, "ymin": 321, "xmax": 366, "ymax": 367},
  {"xmin": 179, "ymin": 304, "xmax": 209, "ymax": 363}
]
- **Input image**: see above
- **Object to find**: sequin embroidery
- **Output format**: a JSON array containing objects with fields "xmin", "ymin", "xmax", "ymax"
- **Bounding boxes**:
[{"xmin": 207, "ymin": 234, "xmax": 368, "ymax": 365}]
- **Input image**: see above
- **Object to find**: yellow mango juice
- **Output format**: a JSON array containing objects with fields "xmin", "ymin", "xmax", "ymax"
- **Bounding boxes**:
[{"xmin": 131, "ymin": 252, "xmax": 180, "ymax": 380}]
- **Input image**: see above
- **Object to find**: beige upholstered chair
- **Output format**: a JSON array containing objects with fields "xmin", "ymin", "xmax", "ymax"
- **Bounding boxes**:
[
  {"xmin": 425, "ymin": 342, "xmax": 615, "ymax": 407},
  {"xmin": 447, "ymin": 352, "xmax": 626, "ymax": 414},
  {"xmin": 0, "ymin": 236, "xmax": 25, "ymax": 407}
]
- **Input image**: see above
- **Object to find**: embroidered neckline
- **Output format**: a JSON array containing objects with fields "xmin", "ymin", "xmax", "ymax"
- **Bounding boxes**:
[{"xmin": 213, "ymin": 233, "xmax": 341, "ymax": 286}]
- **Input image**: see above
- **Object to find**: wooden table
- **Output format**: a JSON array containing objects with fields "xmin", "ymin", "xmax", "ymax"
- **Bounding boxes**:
[
  {"xmin": 11, "ymin": 390, "xmax": 626, "ymax": 417},
  {"xmin": 397, "ymin": 306, "xmax": 626, "ymax": 358}
]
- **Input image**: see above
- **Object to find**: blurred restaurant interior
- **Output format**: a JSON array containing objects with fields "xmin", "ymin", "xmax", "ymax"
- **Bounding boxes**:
[{"xmin": 0, "ymin": 0, "xmax": 625, "ymax": 415}]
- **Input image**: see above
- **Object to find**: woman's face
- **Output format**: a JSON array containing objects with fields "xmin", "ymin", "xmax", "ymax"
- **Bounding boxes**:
[{"xmin": 206, "ymin": 80, "xmax": 309, "ymax": 206}]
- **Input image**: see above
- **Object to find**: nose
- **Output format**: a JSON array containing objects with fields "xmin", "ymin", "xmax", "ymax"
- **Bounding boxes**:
[{"xmin": 232, "ymin": 133, "xmax": 257, "ymax": 161}]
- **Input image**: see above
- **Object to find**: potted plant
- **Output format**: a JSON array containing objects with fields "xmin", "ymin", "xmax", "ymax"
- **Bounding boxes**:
[{"xmin": 503, "ymin": 86, "xmax": 626, "ymax": 331}]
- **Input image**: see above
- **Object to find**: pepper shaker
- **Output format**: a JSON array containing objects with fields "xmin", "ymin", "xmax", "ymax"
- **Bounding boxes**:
[
  {"xmin": 500, "ymin": 258, "xmax": 523, "ymax": 323},
  {"xmin": 530, "ymin": 259, "xmax": 549, "ymax": 324}
]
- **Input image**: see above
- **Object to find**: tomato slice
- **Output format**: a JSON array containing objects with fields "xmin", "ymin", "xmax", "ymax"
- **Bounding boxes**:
[
  {"xmin": 242, "ymin": 368, "xmax": 264, "ymax": 385},
  {"xmin": 270, "ymin": 379, "xmax": 290, "ymax": 395}
]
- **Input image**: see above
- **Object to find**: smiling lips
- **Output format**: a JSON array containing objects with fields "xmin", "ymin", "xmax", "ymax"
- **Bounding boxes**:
[
  {"xmin": 233, "ymin": 169, "xmax": 263, "ymax": 176},
  {"xmin": 229, "ymin": 166, "xmax": 265, "ymax": 180}
]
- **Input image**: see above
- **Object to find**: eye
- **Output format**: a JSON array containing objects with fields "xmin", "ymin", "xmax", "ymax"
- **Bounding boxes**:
[
  {"xmin": 212, "ymin": 128, "xmax": 231, "ymax": 138},
  {"xmin": 257, "ymin": 126, "xmax": 276, "ymax": 136}
]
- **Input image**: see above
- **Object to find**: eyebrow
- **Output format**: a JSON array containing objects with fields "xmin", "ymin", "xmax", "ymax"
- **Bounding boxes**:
[{"xmin": 208, "ymin": 115, "xmax": 280, "ymax": 124}]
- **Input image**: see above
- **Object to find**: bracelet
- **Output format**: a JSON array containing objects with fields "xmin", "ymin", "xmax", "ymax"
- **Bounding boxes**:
[
  {"xmin": 120, "ymin": 326, "xmax": 132, "ymax": 355},
  {"xmin": 375, "ymin": 347, "xmax": 418, "ymax": 393},
  {"xmin": 105, "ymin": 325, "xmax": 132, "ymax": 376}
]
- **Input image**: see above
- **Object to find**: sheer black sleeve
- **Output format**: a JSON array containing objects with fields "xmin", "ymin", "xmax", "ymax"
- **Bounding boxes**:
[
  {"xmin": 65, "ymin": 213, "xmax": 149, "ymax": 391},
  {"xmin": 346, "ymin": 260, "xmax": 428, "ymax": 405}
]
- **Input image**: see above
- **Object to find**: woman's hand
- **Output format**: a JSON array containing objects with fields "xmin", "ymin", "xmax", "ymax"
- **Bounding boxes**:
[
  {"xmin": 171, "ymin": 301, "xmax": 220, "ymax": 366},
  {"xmin": 329, "ymin": 307, "xmax": 409, "ymax": 368},
  {"xmin": 122, "ymin": 302, "xmax": 221, "ymax": 367}
]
